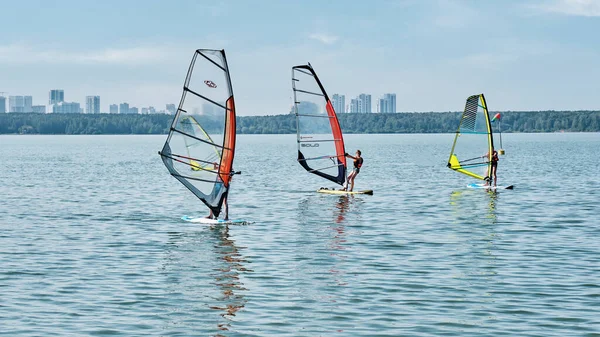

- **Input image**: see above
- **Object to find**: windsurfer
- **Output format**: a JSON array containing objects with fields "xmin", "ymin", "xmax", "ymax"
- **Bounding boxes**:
[
  {"xmin": 342, "ymin": 150, "xmax": 363, "ymax": 192},
  {"xmin": 207, "ymin": 162, "xmax": 230, "ymax": 220},
  {"xmin": 483, "ymin": 150, "xmax": 499, "ymax": 186}
]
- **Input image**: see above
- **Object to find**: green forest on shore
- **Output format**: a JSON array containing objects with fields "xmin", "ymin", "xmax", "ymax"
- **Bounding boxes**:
[{"xmin": 0, "ymin": 111, "xmax": 598, "ymax": 135}]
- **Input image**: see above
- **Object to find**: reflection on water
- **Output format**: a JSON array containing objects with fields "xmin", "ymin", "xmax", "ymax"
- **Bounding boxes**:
[
  {"xmin": 486, "ymin": 190, "xmax": 498, "ymax": 223},
  {"xmin": 329, "ymin": 196, "xmax": 352, "ymax": 286},
  {"xmin": 295, "ymin": 195, "xmax": 366, "ymax": 291},
  {"xmin": 161, "ymin": 226, "xmax": 250, "ymax": 337},
  {"xmin": 449, "ymin": 189, "xmax": 498, "ymax": 225},
  {"xmin": 3, "ymin": 134, "xmax": 599, "ymax": 336},
  {"xmin": 448, "ymin": 189, "xmax": 500, "ymax": 324},
  {"xmin": 334, "ymin": 195, "xmax": 351, "ymax": 224},
  {"xmin": 210, "ymin": 225, "xmax": 250, "ymax": 336}
]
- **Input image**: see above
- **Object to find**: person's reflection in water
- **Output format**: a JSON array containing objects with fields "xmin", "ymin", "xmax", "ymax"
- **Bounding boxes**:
[
  {"xmin": 334, "ymin": 195, "xmax": 351, "ymax": 224},
  {"xmin": 210, "ymin": 224, "xmax": 251, "ymax": 336}
]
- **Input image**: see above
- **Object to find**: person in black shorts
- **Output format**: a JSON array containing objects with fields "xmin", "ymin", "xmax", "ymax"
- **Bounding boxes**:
[
  {"xmin": 343, "ymin": 150, "xmax": 363, "ymax": 192},
  {"xmin": 484, "ymin": 149, "xmax": 499, "ymax": 187}
]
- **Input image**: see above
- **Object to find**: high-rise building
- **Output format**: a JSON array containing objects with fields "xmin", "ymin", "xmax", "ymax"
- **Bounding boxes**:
[
  {"xmin": 49, "ymin": 90, "xmax": 64, "ymax": 105},
  {"xmin": 85, "ymin": 96, "xmax": 100, "ymax": 114},
  {"xmin": 166, "ymin": 104, "xmax": 176, "ymax": 115},
  {"xmin": 32, "ymin": 105, "xmax": 46, "ymax": 113},
  {"xmin": 129, "ymin": 107, "xmax": 139, "ymax": 114},
  {"xmin": 8, "ymin": 96, "xmax": 32, "ymax": 112},
  {"xmin": 385, "ymin": 93, "xmax": 396, "ymax": 113},
  {"xmin": 0, "ymin": 96, "xmax": 6, "ymax": 113},
  {"xmin": 358, "ymin": 94, "xmax": 371, "ymax": 113},
  {"xmin": 141, "ymin": 107, "xmax": 149, "ymax": 114},
  {"xmin": 378, "ymin": 93, "xmax": 396, "ymax": 113},
  {"xmin": 332, "ymin": 94, "xmax": 345, "ymax": 114},
  {"xmin": 119, "ymin": 103, "xmax": 130, "ymax": 114},
  {"xmin": 24, "ymin": 96, "xmax": 32, "ymax": 112},
  {"xmin": 52, "ymin": 102, "xmax": 80, "ymax": 114},
  {"xmin": 9, "ymin": 96, "xmax": 23, "ymax": 112},
  {"xmin": 148, "ymin": 106, "xmax": 156, "ymax": 114},
  {"xmin": 350, "ymin": 98, "xmax": 359, "ymax": 113},
  {"xmin": 109, "ymin": 104, "xmax": 118, "ymax": 114}
]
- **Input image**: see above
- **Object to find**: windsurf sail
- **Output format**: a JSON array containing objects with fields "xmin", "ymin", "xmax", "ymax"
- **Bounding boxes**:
[
  {"xmin": 292, "ymin": 63, "xmax": 346, "ymax": 185},
  {"xmin": 447, "ymin": 94, "xmax": 494, "ymax": 181},
  {"xmin": 159, "ymin": 49, "xmax": 236, "ymax": 217}
]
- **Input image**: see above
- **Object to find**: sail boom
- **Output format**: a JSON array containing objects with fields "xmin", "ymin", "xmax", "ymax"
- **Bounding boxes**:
[
  {"xmin": 299, "ymin": 155, "xmax": 337, "ymax": 161},
  {"xmin": 171, "ymin": 173, "xmax": 219, "ymax": 184},
  {"xmin": 307, "ymin": 163, "xmax": 344, "ymax": 172},
  {"xmin": 161, "ymin": 154, "xmax": 220, "ymax": 174}
]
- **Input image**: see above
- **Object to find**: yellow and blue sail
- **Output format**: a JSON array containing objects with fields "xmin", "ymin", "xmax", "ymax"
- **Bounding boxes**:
[{"xmin": 447, "ymin": 94, "xmax": 494, "ymax": 181}]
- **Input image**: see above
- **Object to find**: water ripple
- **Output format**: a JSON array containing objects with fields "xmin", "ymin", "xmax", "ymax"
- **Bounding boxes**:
[{"xmin": 0, "ymin": 133, "xmax": 599, "ymax": 336}]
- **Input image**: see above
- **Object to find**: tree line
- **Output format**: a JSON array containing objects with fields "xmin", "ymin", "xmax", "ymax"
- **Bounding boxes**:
[{"xmin": 0, "ymin": 111, "xmax": 598, "ymax": 135}]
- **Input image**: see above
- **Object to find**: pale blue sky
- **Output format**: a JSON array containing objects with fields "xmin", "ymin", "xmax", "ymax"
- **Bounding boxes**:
[{"xmin": 1, "ymin": 0, "xmax": 600, "ymax": 114}]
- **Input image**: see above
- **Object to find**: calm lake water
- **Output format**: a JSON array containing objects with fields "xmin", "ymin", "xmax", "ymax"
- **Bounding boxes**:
[{"xmin": 1, "ymin": 133, "xmax": 599, "ymax": 336}]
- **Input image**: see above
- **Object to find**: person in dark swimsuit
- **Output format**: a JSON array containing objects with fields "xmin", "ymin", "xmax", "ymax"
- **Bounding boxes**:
[
  {"xmin": 207, "ymin": 162, "xmax": 230, "ymax": 220},
  {"xmin": 343, "ymin": 150, "xmax": 363, "ymax": 192},
  {"xmin": 484, "ymin": 150, "xmax": 499, "ymax": 187}
]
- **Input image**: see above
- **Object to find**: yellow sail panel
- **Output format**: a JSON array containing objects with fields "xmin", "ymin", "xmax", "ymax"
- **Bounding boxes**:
[{"xmin": 448, "ymin": 154, "xmax": 485, "ymax": 180}]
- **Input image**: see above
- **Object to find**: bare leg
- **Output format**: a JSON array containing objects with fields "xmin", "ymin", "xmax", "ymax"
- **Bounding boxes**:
[
  {"xmin": 206, "ymin": 210, "xmax": 214, "ymax": 219},
  {"xmin": 349, "ymin": 172, "xmax": 358, "ymax": 192},
  {"xmin": 492, "ymin": 166, "xmax": 497, "ymax": 186},
  {"xmin": 345, "ymin": 171, "xmax": 356, "ymax": 191}
]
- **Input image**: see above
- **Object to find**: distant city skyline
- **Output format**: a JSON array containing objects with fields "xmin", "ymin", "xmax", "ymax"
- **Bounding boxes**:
[
  {"xmin": 2, "ymin": 1, "xmax": 600, "ymax": 114},
  {"xmin": 0, "ymin": 89, "xmax": 176, "ymax": 114}
]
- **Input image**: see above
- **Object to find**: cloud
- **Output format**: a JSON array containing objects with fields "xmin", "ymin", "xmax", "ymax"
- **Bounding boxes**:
[
  {"xmin": 0, "ymin": 44, "xmax": 172, "ymax": 65},
  {"xmin": 308, "ymin": 33, "xmax": 339, "ymax": 45},
  {"xmin": 430, "ymin": 0, "xmax": 481, "ymax": 29},
  {"xmin": 448, "ymin": 38, "xmax": 555, "ymax": 70},
  {"xmin": 533, "ymin": 0, "xmax": 600, "ymax": 16}
]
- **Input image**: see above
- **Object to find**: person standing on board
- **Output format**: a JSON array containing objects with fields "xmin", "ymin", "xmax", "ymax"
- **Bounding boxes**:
[
  {"xmin": 207, "ymin": 162, "xmax": 230, "ymax": 220},
  {"xmin": 483, "ymin": 149, "xmax": 499, "ymax": 187},
  {"xmin": 342, "ymin": 150, "xmax": 363, "ymax": 192}
]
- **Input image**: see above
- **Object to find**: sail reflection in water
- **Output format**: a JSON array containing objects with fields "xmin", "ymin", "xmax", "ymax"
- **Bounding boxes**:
[
  {"xmin": 447, "ymin": 190, "xmax": 500, "ymax": 325},
  {"xmin": 210, "ymin": 225, "xmax": 251, "ymax": 334},
  {"xmin": 160, "ymin": 227, "xmax": 250, "ymax": 336}
]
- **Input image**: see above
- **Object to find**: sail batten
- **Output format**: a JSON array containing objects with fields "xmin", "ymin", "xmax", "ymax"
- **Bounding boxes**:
[
  {"xmin": 448, "ymin": 94, "xmax": 494, "ymax": 181},
  {"xmin": 292, "ymin": 64, "xmax": 346, "ymax": 186},
  {"xmin": 159, "ymin": 49, "xmax": 236, "ymax": 217}
]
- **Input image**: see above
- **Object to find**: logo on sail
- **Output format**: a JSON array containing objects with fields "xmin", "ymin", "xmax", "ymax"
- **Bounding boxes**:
[{"xmin": 204, "ymin": 80, "xmax": 217, "ymax": 88}]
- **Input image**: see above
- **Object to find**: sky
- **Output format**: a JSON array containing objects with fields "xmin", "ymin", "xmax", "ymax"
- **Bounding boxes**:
[{"xmin": 1, "ymin": 0, "xmax": 600, "ymax": 115}]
